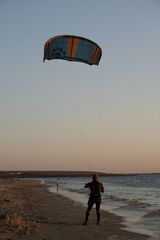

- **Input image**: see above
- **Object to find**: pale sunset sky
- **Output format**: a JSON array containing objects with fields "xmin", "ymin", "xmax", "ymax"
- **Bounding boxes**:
[{"xmin": 0, "ymin": 0, "xmax": 160, "ymax": 173}]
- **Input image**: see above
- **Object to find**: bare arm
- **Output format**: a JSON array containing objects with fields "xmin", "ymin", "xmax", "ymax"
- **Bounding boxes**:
[
  {"xmin": 84, "ymin": 183, "xmax": 90, "ymax": 188},
  {"xmin": 101, "ymin": 184, "xmax": 104, "ymax": 193}
]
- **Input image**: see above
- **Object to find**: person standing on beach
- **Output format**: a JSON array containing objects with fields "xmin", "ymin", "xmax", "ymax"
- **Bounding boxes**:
[
  {"xmin": 83, "ymin": 173, "xmax": 104, "ymax": 225},
  {"xmin": 56, "ymin": 178, "xmax": 60, "ymax": 192}
]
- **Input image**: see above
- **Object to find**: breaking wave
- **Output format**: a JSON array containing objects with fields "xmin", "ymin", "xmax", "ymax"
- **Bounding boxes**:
[
  {"xmin": 105, "ymin": 195, "xmax": 151, "ymax": 209},
  {"xmin": 143, "ymin": 209, "xmax": 160, "ymax": 218}
]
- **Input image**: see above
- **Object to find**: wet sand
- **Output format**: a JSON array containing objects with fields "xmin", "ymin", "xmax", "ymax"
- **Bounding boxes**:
[{"xmin": 0, "ymin": 179, "xmax": 149, "ymax": 240}]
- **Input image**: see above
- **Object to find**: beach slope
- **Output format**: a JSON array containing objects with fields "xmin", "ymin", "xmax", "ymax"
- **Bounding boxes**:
[{"xmin": 0, "ymin": 179, "xmax": 149, "ymax": 240}]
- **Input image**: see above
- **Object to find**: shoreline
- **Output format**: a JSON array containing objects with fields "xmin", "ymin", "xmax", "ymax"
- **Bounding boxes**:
[
  {"xmin": 0, "ymin": 179, "xmax": 149, "ymax": 240},
  {"xmin": 48, "ymin": 184, "xmax": 154, "ymax": 239}
]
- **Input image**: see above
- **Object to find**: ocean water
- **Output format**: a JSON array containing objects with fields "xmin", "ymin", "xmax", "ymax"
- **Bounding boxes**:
[{"xmin": 43, "ymin": 174, "xmax": 160, "ymax": 240}]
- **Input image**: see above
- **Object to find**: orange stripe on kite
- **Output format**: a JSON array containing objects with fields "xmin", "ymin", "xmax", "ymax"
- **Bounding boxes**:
[
  {"xmin": 91, "ymin": 46, "xmax": 97, "ymax": 64},
  {"xmin": 68, "ymin": 37, "xmax": 74, "ymax": 59},
  {"xmin": 93, "ymin": 47, "xmax": 100, "ymax": 64},
  {"xmin": 71, "ymin": 37, "xmax": 80, "ymax": 59}
]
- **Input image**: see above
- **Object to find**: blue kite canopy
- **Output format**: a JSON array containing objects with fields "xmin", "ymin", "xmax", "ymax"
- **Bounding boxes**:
[{"xmin": 43, "ymin": 35, "xmax": 102, "ymax": 65}]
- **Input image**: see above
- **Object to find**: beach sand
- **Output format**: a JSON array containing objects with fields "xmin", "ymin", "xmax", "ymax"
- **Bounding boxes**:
[{"xmin": 0, "ymin": 179, "xmax": 149, "ymax": 240}]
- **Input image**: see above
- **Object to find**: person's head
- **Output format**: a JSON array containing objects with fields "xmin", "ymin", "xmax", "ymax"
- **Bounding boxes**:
[{"xmin": 92, "ymin": 173, "xmax": 99, "ymax": 181}]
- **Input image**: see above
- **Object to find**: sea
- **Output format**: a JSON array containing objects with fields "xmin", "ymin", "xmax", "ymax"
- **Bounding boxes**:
[{"xmin": 42, "ymin": 174, "xmax": 160, "ymax": 240}]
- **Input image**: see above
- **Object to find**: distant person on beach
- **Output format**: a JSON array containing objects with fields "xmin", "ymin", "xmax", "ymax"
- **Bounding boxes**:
[
  {"xmin": 83, "ymin": 173, "xmax": 104, "ymax": 225},
  {"xmin": 56, "ymin": 178, "xmax": 60, "ymax": 192}
]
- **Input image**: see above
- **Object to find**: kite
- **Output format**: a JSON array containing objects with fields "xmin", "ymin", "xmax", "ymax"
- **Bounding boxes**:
[{"xmin": 43, "ymin": 35, "xmax": 102, "ymax": 65}]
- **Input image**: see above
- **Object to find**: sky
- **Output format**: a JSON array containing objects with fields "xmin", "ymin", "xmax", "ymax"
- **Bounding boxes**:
[{"xmin": 0, "ymin": 0, "xmax": 160, "ymax": 173}]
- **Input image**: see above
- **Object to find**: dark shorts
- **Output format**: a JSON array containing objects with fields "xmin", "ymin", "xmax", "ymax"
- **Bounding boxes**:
[{"xmin": 88, "ymin": 196, "xmax": 101, "ymax": 205}]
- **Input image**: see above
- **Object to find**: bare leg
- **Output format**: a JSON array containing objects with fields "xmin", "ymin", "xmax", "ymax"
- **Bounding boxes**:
[
  {"xmin": 96, "ymin": 202, "xmax": 101, "ymax": 224},
  {"xmin": 83, "ymin": 202, "xmax": 94, "ymax": 225}
]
